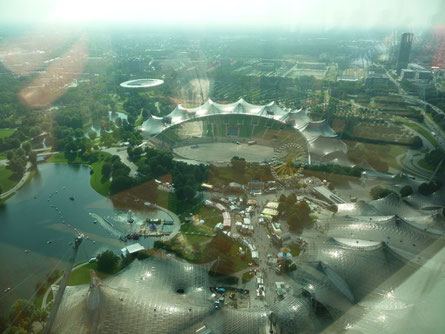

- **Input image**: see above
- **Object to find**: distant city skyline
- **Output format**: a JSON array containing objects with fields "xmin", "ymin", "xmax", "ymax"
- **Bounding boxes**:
[{"xmin": 0, "ymin": 0, "xmax": 444, "ymax": 30}]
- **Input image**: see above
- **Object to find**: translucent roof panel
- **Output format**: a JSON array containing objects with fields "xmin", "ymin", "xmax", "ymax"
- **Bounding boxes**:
[
  {"xmin": 299, "ymin": 238, "xmax": 407, "ymax": 301},
  {"xmin": 139, "ymin": 116, "xmax": 165, "ymax": 136}
]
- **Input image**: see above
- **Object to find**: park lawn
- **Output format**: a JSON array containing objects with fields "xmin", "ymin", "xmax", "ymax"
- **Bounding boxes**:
[
  {"xmin": 0, "ymin": 128, "xmax": 16, "ymax": 139},
  {"xmin": 182, "ymin": 233, "xmax": 212, "ymax": 245},
  {"xmin": 90, "ymin": 153, "xmax": 112, "ymax": 196},
  {"xmin": 180, "ymin": 206, "xmax": 223, "ymax": 235},
  {"xmin": 418, "ymin": 158, "xmax": 436, "ymax": 172},
  {"xmin": 0, "ymin": 165, "xmax": 19, "ymax": 192},
  {"xmin": 344, "ymin": 140, "xmax": 408, "ymax": 171},
  {"xmin": 400, "ymin": 119, "xmax": 438, "ymax": 147},
  {"xmin": 203, "ymin": 240, "xmax": 251, "ymax": 274},
  {"xmin": 174, "ymin": 234, "xmax": 251, "ymax": 274},
  {"xmin": 67, "ymin": 262, "xmax": 115, "ymax": 286},
  {"xmin": 210, "ymin": 164, "xmax": 273, "ymax": 187},
  {"xmin": 242, "ymin": 271, "xmax": 254, "ymax": 283},
  {"xmin": 46, "ymin": 152, "xmax": 71, "ymax": 163},
  {"xmin": 363, "ymin": 143, "xmax": 408, "ymax": 170},
  {"xmin": 134, "ymin": 110, "xmax": 144, "ymax": 126},
  {"xmin": 288, "ymin": 244, "xmax": 301, "ymax": 257}
]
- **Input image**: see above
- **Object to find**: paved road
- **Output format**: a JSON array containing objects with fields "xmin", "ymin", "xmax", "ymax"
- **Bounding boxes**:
[{"xmin": 102, "ymin": 147, "xmax": 138, "ymax": 177}]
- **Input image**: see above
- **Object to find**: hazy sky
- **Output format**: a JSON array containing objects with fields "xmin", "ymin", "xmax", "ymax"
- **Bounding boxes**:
[{"xmin": 1, "ymin": 0, "xmax": 444, "ymax": 30}]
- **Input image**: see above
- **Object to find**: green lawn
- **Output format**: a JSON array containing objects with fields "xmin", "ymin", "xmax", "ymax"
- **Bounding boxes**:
[
  {"xmin": 288, "ymin": 244, "xmax": 301, "ymax": 257},
  {"xmin": 210, "ymin": 164, "xmax": 273, "ymax": 187},
  {"xmin": 401, "ymin": 119, "xmax": 438, "ymax": 147},
  {"xmin": 0, "ymin": 165, "xmax": 19, "ymax": 192},
  {"xmin": 134, "ymin": 110, "xmax": 144, "ymax": 126},
  {"xmin": 346, "ymin": 141, "xmax": 408, "ymax": 170},
  {"xmin": 418, "ymin": 158, "xmax": 436, "ymax": 172},
  {"xmin": 46, "ymin": 153, "xmax": 71, "ymax": 163},
  {"xmin": 89, "ymin": 153, "xmax": 112, "ymax": 196},
  {"xmin": 67, "ymin": 262, "xmax": 114, "ymax": 286},
  {"xmin": 0, "ymin": 128, "xmax": 16, "ymax": 139},
  {"xmin": 242, "ymin": 271, "xmax": 254, "ymax": 283},
  {"xmin": 180, "ymin": 206, "xmax": 223, "ymax": 235}
]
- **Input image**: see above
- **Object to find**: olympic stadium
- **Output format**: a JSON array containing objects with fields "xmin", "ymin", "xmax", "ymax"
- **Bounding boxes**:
[
  {"xmin": 140, "ymin": 99, "xmax": 348, "ymax": 161},
  {"xmin": 139, "ymin": 99, "xmax": 351, "ymax": 182}
]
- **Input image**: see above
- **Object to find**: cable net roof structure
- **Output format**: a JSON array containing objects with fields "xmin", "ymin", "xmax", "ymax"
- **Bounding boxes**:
[
  {"xmin": 298, "ymin": 238, "xmax": 407, "ymax": 302},
  {"xmin": 139, "ymin": 99, "xmax": 352, "ymax": 166},
  {"xmin": 51, "ymin": 202, "xmax": 445, "ymax": 334}
]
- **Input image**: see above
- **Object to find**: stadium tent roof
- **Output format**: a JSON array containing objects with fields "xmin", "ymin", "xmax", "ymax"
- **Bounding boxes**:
[
  {"xmin": 403, "ymin": 190, "xmax": 445, "ymax": 210},
  {"xmin": 369, "ymin": 193, "xmax": 433, "ymax": 218},
  {"xmin": 140, "ymin": 115, "xmax": 165, "ymax": 136},
  {"xmin": 299, "ymin": 237, "xmax": 408, "ymax": 301},
  {"xmin": 51, "ymin": 255, "xmax": 333, "ymax": 334},
  {"xmin": 301, "ymin": 120, "xmax": 337, "ymax": 142},
  {"xmin": 269, "ymin": 295, "xmax": 321, "ymax": 333},
  {"xmin": 320, "ymin": 151, "xmax": 355, "ymax": 168},
  {"xmin": 308, "ymin": 136, "xmax": 347, "ymax": 160},
  {"xmin": 140, "ymin": 98, "xmax": 350, "ymax": 165},
  {"xmin": 280, "ymin": 108, "xmax": 310, "ymax": 130}
]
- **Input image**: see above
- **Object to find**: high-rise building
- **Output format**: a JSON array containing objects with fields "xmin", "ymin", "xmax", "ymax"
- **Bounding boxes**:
[{"xmin": 396, "ymin": 33, "xmax": 414, "ymax": 75}]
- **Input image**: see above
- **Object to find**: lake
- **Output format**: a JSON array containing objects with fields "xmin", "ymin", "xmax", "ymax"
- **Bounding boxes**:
[{"xmin": 0, "ymin": 163, "xmax": 171, "ymax": 312}]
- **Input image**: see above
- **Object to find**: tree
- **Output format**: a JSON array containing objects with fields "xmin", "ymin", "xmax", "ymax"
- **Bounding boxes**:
[
  {"xmin": 32, "ymin": 308, "xmax": 48, "ymax": 327},
  {"xmin": 74, "ymin": 128, "xmax": 84, "ymax": 139},
  {"xmin": 8, "ymin": 157, "xmax": 26, "ymax": 177},
  {"xmin": 0, "ymin": 184, "xmax": 3, "ymax": 195},
  {"xmin": 287, "ymin": 213, "xmax": 301, "ymax": 231},
  {"xmin": 110, "ymin": 175, "xmax": 134, "ymax": 194},
  {"xmin": 286, "ymin": 193, "xmax": 297, "ymax": 208},
  {"xmin": 88, "ymin": 131, "xmax": 97, "ymax": 142},
  {"xmin": 96, "ymin": 250, "xmax": 119, "ymax": 274},
  {"xmin": 287, "ymin": 201, "xmax": 312, "ymax": 231},
  {"xmin": 370, "ymin": 186, "xmax": 396, "ymax": 200},
  {"xmin": 418, "ymin": 181, "xmax": 442, "ymax": 196},
  {"xmin": 8, "ymin": 299, "xmax": 36, "ymax": 331},
  {"xmin": 410, "ymin": 136, "xmax": 423, "ymax": 149},
  {"xmin": 230, "ymin": 156, "xmax": 247, "ymax": 175},
  {"xmin": 400, "ymin": 185, "xmax": 413, "ymax": 197},
  {"xmin": 101, "ymin": 162, "xmax": 112, "ymax": 180},
  {"xmin": 22, "ymin": 142, "xmax": 31, "ymax": 154},
  {"xmin": 179, "ymin": 185, "xmax": 196, "ymax": 202},
  {"xmin": 28, "ymin": 151, "xmax": 37, "ymax": 167}
]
